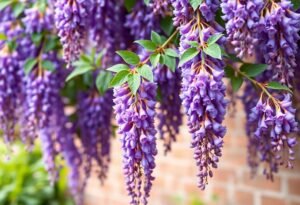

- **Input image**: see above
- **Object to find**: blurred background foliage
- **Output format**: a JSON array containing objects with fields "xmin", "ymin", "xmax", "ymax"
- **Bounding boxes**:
[{"xmin": 0, "ymin": 143, "xmax": 74, "ymax": 205}]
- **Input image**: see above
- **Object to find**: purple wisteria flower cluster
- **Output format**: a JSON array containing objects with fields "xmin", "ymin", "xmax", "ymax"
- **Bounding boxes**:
[
  {"xmin": 171, "ymin": 0, "xmax": 228, "ymax": 190},
  {"xmin": 114, "ymin": 81, "xmax": 157, "ymax": 205},
  {"xmin": 248, "ymin": 94, "xmax": 298, "ymax": 180},
  {"xmin": 221, "ymin": 0, "xmax": 263, "ymax": 58},
  {"xmin": 54, "ymin": 0, "xmax": 91, "ymax": 66},
  {"xmin": 78, "ymin": 90, "xmax": 113, "ymax": 185},
  {"xmin": 0, "ymin": 0, "xmax": 300, "ymax": 204}
]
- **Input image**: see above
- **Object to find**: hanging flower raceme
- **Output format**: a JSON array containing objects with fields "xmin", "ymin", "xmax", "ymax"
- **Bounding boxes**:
[
  {"xmin": 150, "ymin": 0, "xmax": 172, "ymax": 16},
  {"xmin": 114, "ymin": 80, "xmax": 157, "ymax": 205},
  {"xmin": 54, "ymin": 0, "xmax": 91, "ymax": 66},
  {"xmin": 257, "ymin": 0, "xmax": 300, "ymax": 85},
  {"xmin": 154, "ymin": 66, "xmax": 182, "ymax": 154},
  {"xmin": 78, "ymin": 90, "xmax": 113, "ymax": 185},
  {"xmin": 56, "ymin": 109, "xmax": 83, "ymax": 205},
  {"xmin": 125, "ymin": 1, "xmax": 161, "ymax": 40},
  {"xmin": 0, "ymin": 46, "xmax": 23, "ymax": 144},
  {"xmin": 221, "ymin": 0, "xmax": 263, "ymax": 58},
  {"xmin": 248, "ymin": 93, "xmax": 298, "ymax": 180},
  {"xmin": 90, "ymin": 0, "xmax": 130, "ymax": 66},
  {"xmin": 172, "ymin": 1, "xmax": 227, "ymax": 190}
]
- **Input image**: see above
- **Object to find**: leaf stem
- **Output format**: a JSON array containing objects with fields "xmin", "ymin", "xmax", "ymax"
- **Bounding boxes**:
[{"xmin": 236, "ymin": 69, "xmax": 280, "ymax": 107}]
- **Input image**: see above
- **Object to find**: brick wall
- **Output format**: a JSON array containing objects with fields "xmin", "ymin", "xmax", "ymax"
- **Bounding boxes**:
[{"xmin": 84, "ymin": 101, "xmax": 300, "ymax": 205}]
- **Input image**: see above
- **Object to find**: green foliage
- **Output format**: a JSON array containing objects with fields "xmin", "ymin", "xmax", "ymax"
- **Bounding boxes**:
[
  {"xmin": 137, "ymin": 64, "xmax": 153, "ymax": 82},
  {"xmin": 189, "ymin": 0, "xmax": 203, "ymax": 10},
  {"xmin": 41, "ymin": 60, "xmax": 55, "ymax": 72},
  {"xmin": 24, "ymin": 58, "xmax": 37, "ymax": 75},
  {"xmin": 128, "ymin": 73, "xmax": 141, "ymax": 94},
  {"xmin": 267, "ymin": 82, "xmax": 292, "ymax": 93},
  {"xmin": 150, "ymin": 53, "xmax": 161, "ymax": 67},
  {"xmin": 0, "ymin": 143, "xmax": 74, "ymax": 205},
  {"xmin": 96, "ymin": 71, "xmax": 113, "ymax": 95},
  {"xmin": 292, "ymin": 0, "xmax": 300, "ymax": 9},
  {"xmin": 203, "ymin": 43, "xmax": 222, "ymax": 59},
  {"xmin": 11, "ymin": 2, "xmax": 25, "ymax": 18},
  {"xmin": 179, "ymin": 47, "xmax": 199, "ymax": 67},
  {"xmin": 0, "ymin": 0, "xmax": 12, "ymax": 11},
  {"xmin": 207, "ymin": 33, "xmax": 223, "ymax": 46},
  {"xmin": 124, "ymin": 0, "xmax": 136, "ymax": 11},
  {"xmin": 116, "ymin": 50, "xmax": 140, "ymax": 65},
  {"xmin": 135, "ymin": 40, "xmax": 157, "ymax": 52},
  {"xmin": 151, "ymin": 31, "xmax": 163, "ymax": 45},
  {"xmin": 225, "ymin": 66, "xmax": 243, "ymax": 92},
  {"xmin": 160, "ymin": 16, "xmax": 174, "ymax": 36},
  {"xmin": 240, "ymin": 63, "xmax": 267, "ymax": 77},
  {"xmin": 109, "ymin": 70, "xmax": 130, "ymax": 87},
  {"xmin": 66, "ymin": 51, "xmax": 105, "ymax": 82}
]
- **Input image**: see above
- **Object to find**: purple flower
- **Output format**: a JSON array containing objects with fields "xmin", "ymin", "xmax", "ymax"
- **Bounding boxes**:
[
  {"xmin": 170, "ymin": 0, "xmax": 192, "ymax": 26},
  {"xmin": 258, "ymin": 0, "xmax": 300, "ymax": 85},
  {"xmin": 247, "ymin": 94, "xmax": 298, "ymax": 180},
  {"xmin": 113, "ymin": 81, "xmax": 157, "ymax": 205},
  {"xmin": 172, "ymin": 1, "xmax": 227, "ymax": 190},
  {"xmin": 125, "ymin": 1, "xmax": 161, "ymax": 40},
  {"xmin": 78, "ymin": 90, "xmax": 113, "ymax": 185},
  {"xmin": 0, "ymin": 47, "xmax": 23, "ymax": 144},
  {"xmin": 154, "ymin": 66, "xmax": 182, "ymax": 154},
  {"xmin": 221, "ymin": 0, "xmax": 263, "ymax": 58},
  {"xmin": 54, "ymin": 0, "xmax": 91, "ymax": 66},
  {"xmin": 90, "ymin": 0, "xmax": 130, "ymax": 66}
]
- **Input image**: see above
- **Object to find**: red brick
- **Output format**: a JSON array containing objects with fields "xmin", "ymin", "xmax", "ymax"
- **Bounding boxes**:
[
  {"xmin": 288, "ymin": 177, "xmax": 300, "ymax": 196},
  {"xmin": 235, "ymin": 191, "xmax": 253, "ymax": 205},
  {"xmin": 241, "ymin": 173, "xmax": 281, "ymax": 192},
  {"xmin": 261, "ymin": 196, "xmax": 287, "ymax": 205}
]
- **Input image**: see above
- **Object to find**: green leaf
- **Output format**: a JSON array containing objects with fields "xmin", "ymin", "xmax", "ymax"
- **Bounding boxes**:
[
  {"xmin": 107, "ymin": 64, "xmax": 129, "ymax": 73},
  {"xmin": 96, "ymin": 71, "xmax": 113, "ymax": 95},
  {"xmin": 240, "ymin": 63, "xmax": 267, "ymax": 77},
  {"xmin": 124, "ymin": 0, "xmax": 136, "ymax": 11},
  {"xmin": 150, "ymin": 53, "xmax": 161, "ymax": 67},
  {"xmin": 165, "ymin": 48, "xmax": 178, "ymax": 57},
  {"xmin": 116, "ymin": 50, "xmax": 140, "ymax": 65},
  {"xmin": 41, "ymin": 60, "xmax": 55, "ymax": 72},
  {"xmin": 179, "ymin": 47, "xmax": 200, "ymax": 67},
  {"xmin": 144, "ymin": 0, "xmax": 150, "ymax": 5},
  {"xmin": 203, "ymin": 43, "xmax": 222, "ymax": 59},
  {"xmin": 137, "ymin": 64, "xmax": 153, "ymax": 82},
  {"xmin": 0, "ymin": 33, "xmax": 7, "ymax": 40},
  {"xmin": 7, "ymin": 40, "xmax": 16, "ymax": 51},
  {"xmin": 231, "ymin": 76, "xmax": 243, "ymax": 92},
  {"xmin": 151, "ymin": 31, "xmax": 162, "ymax": 45},
  {"xmin": 109, "ymin": 70, "xmax": 130, "ymax": 87},
  {"xmin": 267, "ymin": 82, "xmax": 292, "ymax": 93},
  {"xmin": 207, "ymin": 33, "xmax": 223, "ymax": 46},
  {"xmin": 44, "ymin": 36, "xmax": 59, "ymax": 52},
  {"xmin": 66, "ymin": 66, "xmax": 94, "ymax": 81},
  {"xmin": 24, "ymin": 58, "xmax": 37, "ymax": 75},
  {"xmin": 189, "ymin": 0, "xmax": 203, "ymax": 10},
  {"xmin": 188, "ymin": 41, "xmax": 199, "ymax": 47},
  {"xmin": 80, "ymin": 53, "xmax": 93, "ymax": 64},
  {"xmin": 12, "ymin": 2, "xmax": 25, "ymax": 17},
  {"xmin": 160, "ymin": 16, "xmax": 174, "ymax": 36},
  {"xmin": 225, "ymin": 66, "xmax": 243, "ymax": 92},
  {"xmin": 127, "ymin": 73, "xmax": 141, "ymax": 94},
  {"xmin": 292, "ymin": 0, "xmax": 300, "ymax": 9},
  {"xmin": 0, "ymin": 0, "xmax": 12, "ymax": 11},
  {"xmin": 31, "ymin": 33, "xmax": 43, "ymax": 45},
  {"xmin": 163, "ymin": 55, "xmax": 176, "ymax": 72},
  {"xmin": 135, "ymin": 40, "xmax": 157, "ymax": 51}
]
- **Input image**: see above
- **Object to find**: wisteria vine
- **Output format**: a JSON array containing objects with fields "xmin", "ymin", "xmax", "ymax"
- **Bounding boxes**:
[{"xmin": 0, "ymin": 0, "xmax": 299, "ymax": 204}]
